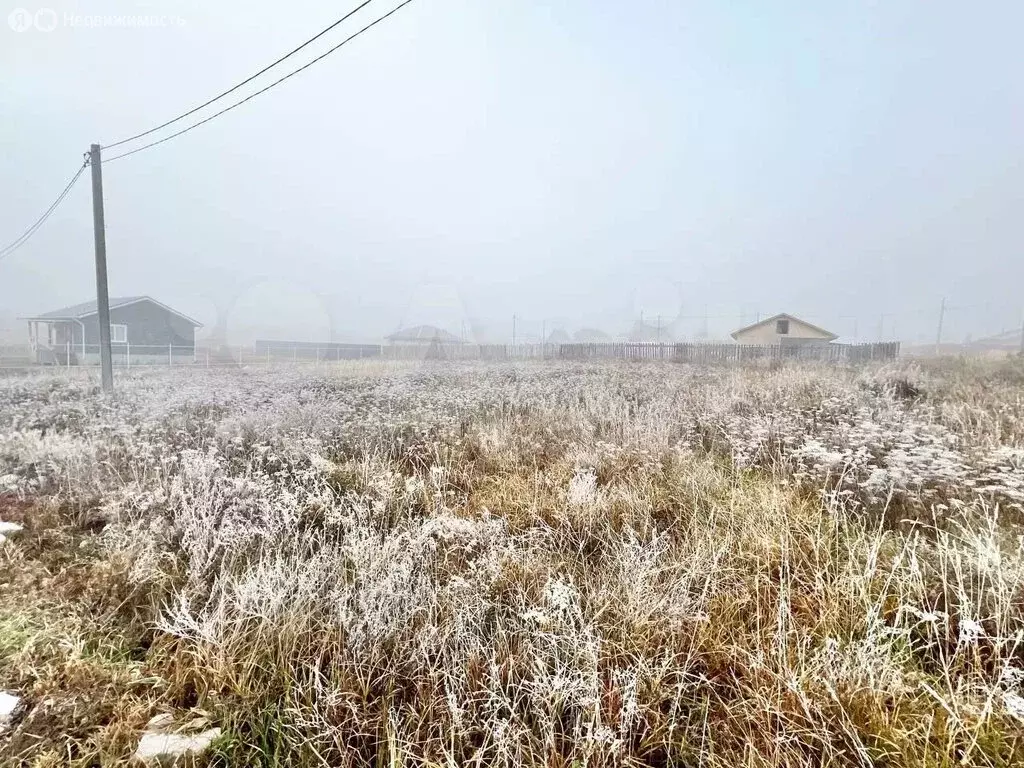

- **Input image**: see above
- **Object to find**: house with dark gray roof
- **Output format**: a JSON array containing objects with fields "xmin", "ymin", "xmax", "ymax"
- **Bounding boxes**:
[{"xmin": 22, "ymin": 296, "xmax": 203, "ymax": 365}]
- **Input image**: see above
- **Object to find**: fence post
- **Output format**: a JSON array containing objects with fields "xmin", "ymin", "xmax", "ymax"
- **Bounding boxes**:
[
  {"xmin": 206, "ymin": 348, "xmax": 210, "ymax": 368},
  {"xmin": 168, "ymin": 343, "xmax": 173, "ymax": 367},
  {"xmin": 126, "ymin": 342, "xmax": 130, "ymax": 371},
  {"xmin": 66, "ymin": 340, "xmax": 70, "ymax": 367}
]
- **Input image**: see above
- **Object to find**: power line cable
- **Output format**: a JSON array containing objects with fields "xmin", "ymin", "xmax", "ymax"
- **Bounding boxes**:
[
  {"xmin": 105, "ymin": 0, "xmax": 415, "ymax": 164},
  {"xmin": 0, "ymin": 160, "xmax": 89, "ymax": 263},
  {"xmin": 102, "ymin": 0, "xmax": 378, "ymax": 150}
]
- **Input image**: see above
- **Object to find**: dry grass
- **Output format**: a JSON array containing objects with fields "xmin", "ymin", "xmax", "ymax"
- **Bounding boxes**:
[{"xmin": 1, "ymin": 358, "xmax": 1023, "ymax": 766}]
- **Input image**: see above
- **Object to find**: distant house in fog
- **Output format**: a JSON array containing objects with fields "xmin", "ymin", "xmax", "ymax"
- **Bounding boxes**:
[
  {"xmin": 968, "ymin": 328, "xmax": 1023, "ymax": 354},
  {"xmin": 572, "ymin": 328, "xmax": 611, "ymax": 343},
  {"xmin": 22, "ymin": 296, "xmax": 202, "ymax": 365},
  {"xmin": 626, "ymin": 320, "xmax": 673, "ymax": 343},
  {"xmin": 385, "ymin": 324, "xmax": 463, "ymax": 362},
  {"xmin": 385, "ymin": 325, "xmax": 462, "ymax": 345},
  {"xmin": 731, "ymin": 313, "xmax": 838, "ymax": 345},
  {"xmin": 545, "ymin": 328, "xmax": 572, "ymax": 344}
]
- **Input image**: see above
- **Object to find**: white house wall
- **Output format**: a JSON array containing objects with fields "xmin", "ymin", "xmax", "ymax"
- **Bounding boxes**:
[{"xmin": 734, "ymin": 318, "xmax": 834, "ymax": 344}]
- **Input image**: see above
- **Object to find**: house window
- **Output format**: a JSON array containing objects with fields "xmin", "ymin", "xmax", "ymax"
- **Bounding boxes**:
[
  {"xmin": 775, "ymin": 319, "xmax": 790, "ymax": 335},
  {"xmin": 111, "ymin": 324, "xmax": 128, "ymax": 343}
]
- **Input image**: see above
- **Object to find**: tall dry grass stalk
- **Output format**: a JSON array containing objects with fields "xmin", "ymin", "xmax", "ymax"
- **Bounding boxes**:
[{"xmin": 1, "ymin": 358, "xmax": 1022, "ymax": 766}]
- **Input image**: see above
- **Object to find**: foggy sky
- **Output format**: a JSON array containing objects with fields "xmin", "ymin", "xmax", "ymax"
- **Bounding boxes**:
[{"xmin": 2, "ymin": 0, "xmax": 1022, "ymax": 345}]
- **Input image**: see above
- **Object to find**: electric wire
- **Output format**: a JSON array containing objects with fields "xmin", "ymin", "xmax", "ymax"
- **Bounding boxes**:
[
  {"xmin": 102, "ymin": 0, "xmax": 378, "ymax": 150},
  {"xmin": 0, "ymin": 160, "xmax": 89, "ymax": 262},
  {"xmin": 104, "ymin": 0, "xmax": 415, "ymax": 163}
]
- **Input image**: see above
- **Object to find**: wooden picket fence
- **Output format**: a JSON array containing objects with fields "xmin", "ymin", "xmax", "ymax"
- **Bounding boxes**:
[
  {"xmin": 381, "ymin": 341, "xmax": 900, "ymax": 363},
  {"xmin": 560, "ymin": 341, "xmax": 899, "ymax": 363}
]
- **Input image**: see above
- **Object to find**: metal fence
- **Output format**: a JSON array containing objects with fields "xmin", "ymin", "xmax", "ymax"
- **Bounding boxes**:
[
  {"xmin": 10, "ymin": 343, "xmax": 384, "ymax": 368},
  {"xmin": 253, "ymin": 340, "xmax": 382, "ymax": 361},
  {"xmin": 3, "ymin": 340, "xmax": 901, "ymax": 368},
  {"xmin": 25, "ymin": 344, "xmax": 198, "ymax": 367}
]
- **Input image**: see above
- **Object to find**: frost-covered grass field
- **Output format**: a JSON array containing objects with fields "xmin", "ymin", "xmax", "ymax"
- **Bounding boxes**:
[{"xmin": 1, "ymin": 358, "xmax": 1023, "ymax": 767}]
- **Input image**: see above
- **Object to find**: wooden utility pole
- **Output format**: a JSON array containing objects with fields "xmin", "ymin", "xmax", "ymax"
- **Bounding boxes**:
[
  {"xmin": 935, "ymin": 297, "xmax": 946, "ymax": 356},
  {"xmin": 89, "ymin": 144, "xmax": 114, "ymax": 393}
]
